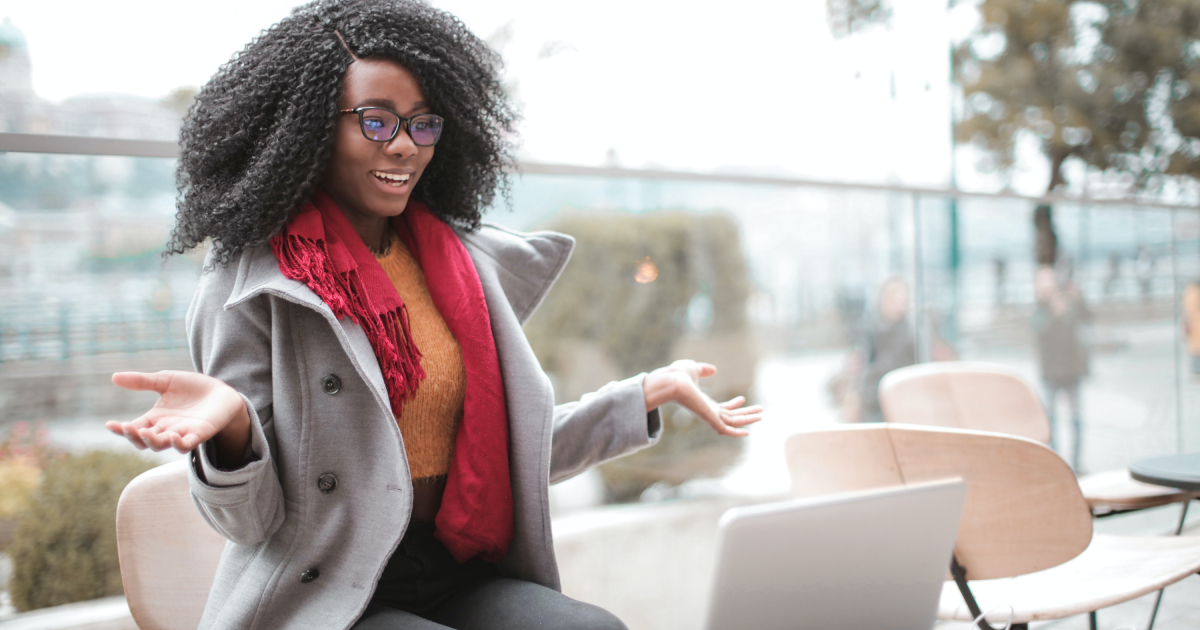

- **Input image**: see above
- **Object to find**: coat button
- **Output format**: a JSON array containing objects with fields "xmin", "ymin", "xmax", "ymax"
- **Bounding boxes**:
[
  {"xmin": 322, "ymin": 374, "xmax": 341, "ymax": 395},
  {"xmin": 300, "ymin": 568, "xmax": 320, "ymax": 583},
  {"xmin": 318, "ymin": 473, "xmax": 338, "ymax": 493}
]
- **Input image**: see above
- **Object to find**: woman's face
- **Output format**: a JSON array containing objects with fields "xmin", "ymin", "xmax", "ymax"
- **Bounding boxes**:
[{"xmin": 322, "ymin": 58, "xmax": 435, "ymax": 227}]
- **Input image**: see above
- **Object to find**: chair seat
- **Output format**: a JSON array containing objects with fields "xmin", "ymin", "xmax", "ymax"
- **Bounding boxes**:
[
  {"xmin": 939, "ymin": 533, "xmax": 1200, "ymax": 623},
  {"xmin": 1078, "ymin": 469, "xmax": 1193, "ymax": 513}
]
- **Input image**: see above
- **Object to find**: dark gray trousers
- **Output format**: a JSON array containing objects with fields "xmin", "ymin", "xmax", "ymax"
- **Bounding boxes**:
[
  {"xmin": 354, "ymin": 577, "xmax": 628, "ymax": 630},
  {"xmin": 353, "ymin": 521, "xmax": 626, "ymax": 630}
]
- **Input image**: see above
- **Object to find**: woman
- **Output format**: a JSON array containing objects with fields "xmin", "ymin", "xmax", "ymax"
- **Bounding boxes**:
[{"xmin": 104, "ymin": 1, "xmax": 761, "ymax": 628}]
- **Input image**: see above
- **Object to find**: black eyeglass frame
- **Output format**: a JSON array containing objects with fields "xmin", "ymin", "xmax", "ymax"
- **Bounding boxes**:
[{"xmin": 339, "ymin": 107, "xmax": 445, "ymax": 146}]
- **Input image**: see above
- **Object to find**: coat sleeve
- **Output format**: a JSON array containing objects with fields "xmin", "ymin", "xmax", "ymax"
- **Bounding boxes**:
[
  {"xmin": 184, "ymin": 262, "xmax": 286, "ymax": 546},
  {"xmin": 548, "ymin": 374, "xmax": 663, "ymax": 484}
]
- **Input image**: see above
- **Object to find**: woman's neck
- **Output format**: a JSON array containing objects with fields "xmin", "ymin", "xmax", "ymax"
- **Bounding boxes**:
[
  {"xmin": 351, "ymin": 216, "xmax": 392, "ymax": 254},
  {"xmin": 328, "ymin": 194, "xmax": 392, "ymax": 253}
]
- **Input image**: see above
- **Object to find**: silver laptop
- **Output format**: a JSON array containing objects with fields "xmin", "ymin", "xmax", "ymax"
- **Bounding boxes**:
[{"xmin": 704, "ymin": 479, "xmax": 966, "ymax": 630}]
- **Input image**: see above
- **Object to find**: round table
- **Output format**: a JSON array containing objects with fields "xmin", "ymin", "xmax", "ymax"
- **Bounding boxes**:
[{"xmin": 1129, "ymin": 453, "xmax": 1200, "ymax": 492}]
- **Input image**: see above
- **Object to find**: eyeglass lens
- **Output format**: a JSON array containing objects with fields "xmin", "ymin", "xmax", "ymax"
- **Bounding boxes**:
[{"xmin": 360, "ymin": 109, "xmax": 443, "ymax": 146}]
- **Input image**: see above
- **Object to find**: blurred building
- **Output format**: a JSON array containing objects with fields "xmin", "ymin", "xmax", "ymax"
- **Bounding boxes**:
[
  {"xmin": 0, "ymin": 19, "xmax": 181, "ymax": 140},
  {"xmin": 0, "ymin": 17, "xmax": 48, "ymax": 133}
]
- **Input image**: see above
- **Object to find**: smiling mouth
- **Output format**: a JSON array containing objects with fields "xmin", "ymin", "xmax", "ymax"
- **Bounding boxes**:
[{"xmin": 372, "ymin": 171, "xmax": 411, "ymax": 187}]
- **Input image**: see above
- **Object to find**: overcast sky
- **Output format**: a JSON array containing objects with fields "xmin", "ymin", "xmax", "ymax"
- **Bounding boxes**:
[{"xmin": 2, "ymin": 0, "xmax": 1006, "ymax": 190}]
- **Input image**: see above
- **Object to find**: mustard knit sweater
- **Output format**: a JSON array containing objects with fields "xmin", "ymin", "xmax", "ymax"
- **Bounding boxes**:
[{"xmin": 374, "ymin": 233, "xmax": 466, "ymax": 482}]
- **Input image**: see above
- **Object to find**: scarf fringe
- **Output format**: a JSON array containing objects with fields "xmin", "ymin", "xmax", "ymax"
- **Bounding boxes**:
[{"xmin": 271, "ymin": 232, "xmax": 425, "ymax": 413}]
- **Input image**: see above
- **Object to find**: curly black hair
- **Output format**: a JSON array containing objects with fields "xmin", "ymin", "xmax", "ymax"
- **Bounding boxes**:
[{"xmin": 166, "ymin": 0, "xmax": 516, "ymax": 263}]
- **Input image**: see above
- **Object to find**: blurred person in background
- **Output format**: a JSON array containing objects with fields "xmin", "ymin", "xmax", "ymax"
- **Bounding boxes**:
[
  {"xmin": 993, "ymin": 256, "xmax": 1008, "ymax": 306},
  {"xmin": 102, "ymin": 1, "xmax": 761, "ymax": 628},
  {"xmin": 1136, "ymin": 246, "xmax": 1157, "ymax": 301},
  {"xmin": 1183, "ymin": 280, "xmax": 1200, "ymax": 375},
  {"xmin": 1031, "ymin": 265, "xmax": 1090, "ymax": 471},
  {"xmin": 835, "ymin": 277, "xmax": 916, "ymax": 423},
  {"xmin": 1103, "ymin": 251, "xmax": 1122, "ymax": 297}
]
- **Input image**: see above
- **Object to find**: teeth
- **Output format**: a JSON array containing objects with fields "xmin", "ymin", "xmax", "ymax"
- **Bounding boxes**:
[{"xmin": 372, "ymin": 171, "xmax": 410, "ymax": 182}]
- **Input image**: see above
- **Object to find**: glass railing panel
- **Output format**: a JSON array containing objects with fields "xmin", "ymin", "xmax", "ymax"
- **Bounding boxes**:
[
  {"xmin": 913, "ymin": 196, "xmax": 1189, "ymax": 472},
  {"xmin": 1172, "ymin": 208, "xmax": 1200, "ymax": 455},
  {"xmin": 498, "ymin": 174, "xmax": 924, "ymax": 498},
  {"xmin": 0, "ymin": 151, "xmax": 199, "ymax": 435}
]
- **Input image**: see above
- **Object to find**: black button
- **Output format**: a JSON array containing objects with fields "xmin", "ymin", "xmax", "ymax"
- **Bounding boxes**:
[
  {"xmin": 322, "ymin": 374, "xmax": 342, "ymax": 395},
  {"xmin": 318, "ymin": 473, "xmax": 338, "ymax": 493},
  {"xmin": 300, "ymin": 568, "xmax": 320, "ymax": 583}
]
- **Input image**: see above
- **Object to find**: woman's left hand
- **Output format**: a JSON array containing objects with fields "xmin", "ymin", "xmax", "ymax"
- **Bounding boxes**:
[{"xmin": 642, "ymin": 360, "xmax": 763, "ymax": 437}]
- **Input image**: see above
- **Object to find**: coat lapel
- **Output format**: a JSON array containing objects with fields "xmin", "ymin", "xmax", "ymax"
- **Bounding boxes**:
[{"xmin": 223, "ymin": 244, "xmax": 390, "ymax": 410}]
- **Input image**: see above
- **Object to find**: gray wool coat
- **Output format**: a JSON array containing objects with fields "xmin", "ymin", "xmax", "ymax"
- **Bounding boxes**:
[{"xmin": 184, "ymin": 223, "xmax": 663, "ymax": 630}]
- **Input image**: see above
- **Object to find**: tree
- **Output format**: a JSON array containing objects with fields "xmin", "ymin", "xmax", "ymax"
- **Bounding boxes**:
[
  {"xmin": 955, "ymin": 0, "xmax": 1197, "ymax": 193},
  {"xmin": 826, "ymin": 0, "xmax": 892, "ymax": 38},
  {"xmin": 954, "ymin": 0, "xmax": 1200, "ymax": 264},
  {"xmin": 832, "ymin": 0, "xmax": 1200, "ymax": 264}
]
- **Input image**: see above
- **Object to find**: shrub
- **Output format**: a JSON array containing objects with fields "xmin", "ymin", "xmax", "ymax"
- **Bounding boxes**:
[
  {"xmin": 8, "ymin": 450, "xmax": 156, "ymax": 612},
  {"xmin": 0, "ymin": 423, "xmax": 58, "ymax": 522},
  {"xmin": 525, "ymin": 210, "xmax": 756, "ymax": 502},
  {"xmin": 0, "ymin": 458, "xmax": 41, "ymax": 519}
]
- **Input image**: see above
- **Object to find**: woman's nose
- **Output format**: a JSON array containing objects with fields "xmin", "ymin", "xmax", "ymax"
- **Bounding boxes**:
[{"xmin": 383, "ymin": 125, "xmax": 419, "ymax": 159}]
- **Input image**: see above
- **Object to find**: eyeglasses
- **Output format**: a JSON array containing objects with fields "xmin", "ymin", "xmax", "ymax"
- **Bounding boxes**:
[{"xmin": 339, "ymin": 107, "xmax": 444, "ymax": 146}]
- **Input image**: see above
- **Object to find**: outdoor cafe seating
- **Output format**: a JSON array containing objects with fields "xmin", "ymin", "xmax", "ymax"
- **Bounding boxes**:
[
  {"xmin": 785, "ymin": 423, "xmax": 1200, "ymax": 630},
  {"xmin": 878, "ymin": 361, "xmax": 1198, "ymax": 518}
]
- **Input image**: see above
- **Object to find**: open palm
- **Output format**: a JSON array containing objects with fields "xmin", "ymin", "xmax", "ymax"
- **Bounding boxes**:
[
  {"xmin": 106, "ymin": 371, "xmax": 247, "ymax": 453},
  {"xmin": 645, "ymin": 360, "xmax": 763, "ymax": 437}
]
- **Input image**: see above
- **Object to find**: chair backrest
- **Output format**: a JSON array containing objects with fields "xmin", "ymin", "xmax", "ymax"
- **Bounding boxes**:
[
  {"xmin": 784, "ymin": 424, "xmax": 1091, "ymax": 580},
  {"xmin": 116, "ymin": 459, "xmax": 226, "ymax": 630},
  {"xmin": 879, "ymin": 361, "xmax": 1051, "ymax": 444}
]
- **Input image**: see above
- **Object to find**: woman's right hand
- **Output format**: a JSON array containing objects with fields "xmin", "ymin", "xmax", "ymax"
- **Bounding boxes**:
[{"xmin": 107, "ymin": 371, "xmax": 250, "ymax": 461}]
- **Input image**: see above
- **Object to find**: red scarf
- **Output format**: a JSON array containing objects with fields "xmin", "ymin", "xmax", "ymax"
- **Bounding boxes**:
[{"xmin": 271, "ymin": 189, "xmax": 513, "ymax": 563}]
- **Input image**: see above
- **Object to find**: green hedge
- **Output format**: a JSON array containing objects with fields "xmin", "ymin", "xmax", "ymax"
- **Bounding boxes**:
[
  {"xmin": 526, "ymin": 210, "xmax": 755, "ymax": 502},
  {"xmin": 8, "ymin": 450, "xmax": 156, "ymax": 612}
]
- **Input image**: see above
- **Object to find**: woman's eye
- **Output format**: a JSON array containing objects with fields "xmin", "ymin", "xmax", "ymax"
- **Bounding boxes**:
[
  {"xmin": 364, "ymin": 117, "xmax": 385, "ymax": 129},
  {"xmin": 412, "ymin": 121, "xmax": 429, "ymax": 131}
]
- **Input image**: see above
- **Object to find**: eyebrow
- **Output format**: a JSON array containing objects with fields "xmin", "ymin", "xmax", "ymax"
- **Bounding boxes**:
[{"xmin": 354, "ymin": 98, "xmax": 430, "ymax": 116}]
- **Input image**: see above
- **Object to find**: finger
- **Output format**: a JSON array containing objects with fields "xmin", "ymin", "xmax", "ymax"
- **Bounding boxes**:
[
  {"xmin": 726, "ymin": 404, "xmax": 764, "ymax": 415},
  {"xmin": 723, "ymin": 413, "xmax": 763, "ymax": 428},
  {"xmin": 719, "ymin": 396, "xmax": 746, "ymax": 410},
  {"xmin": 137, "ymin": 425, "xmax": 179, "ymax": 452},
  {"xmin": 713, "ymin": 423, "xmax": 749, "ymax": 437},
  {"xmin": 697, "ymin": 363, "xmax": 718, "ymax": 378},
  {"xmin": 120, "ymin": 424, "xmax": 149, "ymax": 450},
  {"xmin": 112, "ymin": 370, "xmax": 174, "ymax": 394},
  {"xmin": 167, "ymin": 432, "xmax": 194, "ymax": 454},
  {"xmin": 699, "ymin": 405, "xmax": 749, "ymax": 437},
  {"xmin": 139, "ymin": 424, "xmax": 172, "ymax": 448},
  {"xmin": 171, "ymin": 432, "xmax": 202, "ymax": 453}
]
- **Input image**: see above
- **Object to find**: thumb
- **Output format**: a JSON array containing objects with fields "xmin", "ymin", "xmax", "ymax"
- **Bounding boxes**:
[{"xmin": 112, "ymin": 371, "xmax": 171, "ymax": 394}]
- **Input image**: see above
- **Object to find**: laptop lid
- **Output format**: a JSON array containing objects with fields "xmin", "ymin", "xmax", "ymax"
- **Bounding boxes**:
[{"xmin": 704, "ymin": 478, "xmax": 966, "ymax": 630}]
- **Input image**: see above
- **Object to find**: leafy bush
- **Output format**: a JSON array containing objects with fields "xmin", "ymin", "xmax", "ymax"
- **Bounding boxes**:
[
  {"xmin": 8, "ymin": 450, "xmax": 156, "ymax": 612},
  {"xmin": 526, "ymin": 210, "xmax": 756, "ymax": 502},
  {"xmin": 0, "ymin": 458, "xmax": 40, "ymax": 519},
  {"xmin": 0, "ymin": 423, "xmax": 57, "ymax": 522}
]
